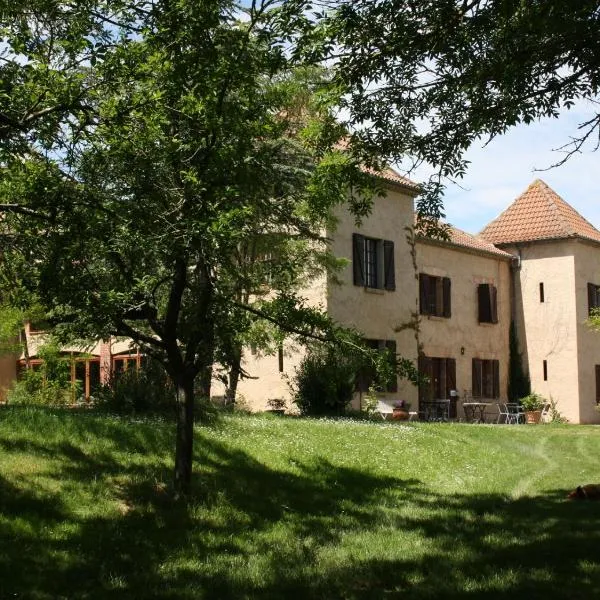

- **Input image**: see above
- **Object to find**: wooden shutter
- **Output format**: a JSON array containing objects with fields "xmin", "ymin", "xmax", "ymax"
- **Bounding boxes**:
[
  {"xmin": 385, "ymin": 340, "xmax": 398, "ymax": 392},
  {"xmin": 491, "ymin": 285, "xmax": 498, "ymax": 323},
  {"xmin": 588, "ymin": 282, "xmax": 597, "ymax": 316},
  {"xmin": 442, "ymin": 277, "xmax": 452, "ymax": 318},
  {"xmin": 419, "ymin": 274, "xmax": 429, "ymax": 315},
  {"xmin": 446, "ymin": 358, "xmax": 457, "ymax": 418},
  {"xmin": 472, "ymin": 358, "xmax": 482, "ymax": 398},
  {"xmin": 595, "ymin": 365, "xmax": 600, "ymax": 404},
  {"xmin": 352, "ymin": 234, "xmax": 365, "ymax": 286},
  {"xmin": 478, "ymin": 284, "xmax": 491, "ymax": 322},
  {"xmin": 383, "ymin": 240, "xmax": 395, "ymax": 291},
  {"xmin": 418, "ymin": 355, "xmax": 433, "ymax": 401},
  {"xmin": 492, "ymin": 360, "xmax": 500, "ymax": 398}
]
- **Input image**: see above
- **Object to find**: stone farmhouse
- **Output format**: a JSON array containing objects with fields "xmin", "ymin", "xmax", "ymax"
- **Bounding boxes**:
[
  {"xmin": 2, "ymin": 177, "xmax": 600, "ymax": 423},
  {"xmin": 230, "ymin": 177, "xmax": 600, "ymax": 424}
]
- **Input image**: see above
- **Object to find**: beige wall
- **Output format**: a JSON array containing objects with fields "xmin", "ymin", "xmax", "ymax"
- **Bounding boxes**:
[
  {"xmin": 417, "ymin": 241, "xmax": 512, "ymax": 416},
  {"xmin": 507, "ymin": 241, "xmax": 582, "ymax": 422},
  {"xmin": 327, "ymin": 185, "xmax": 420, "ymax": 409},
  {"xmin": 232, "ymin": 183, "xmax": 420, "ymax": 411},
  {"xmin": 573, "ymin": 240, "xmax": 600, "ymax": 423}
]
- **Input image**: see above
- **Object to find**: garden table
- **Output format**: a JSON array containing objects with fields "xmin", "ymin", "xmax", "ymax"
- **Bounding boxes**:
[{"xmin": 462, "ymin": 402, "xmax": 491, "ymax": 423}]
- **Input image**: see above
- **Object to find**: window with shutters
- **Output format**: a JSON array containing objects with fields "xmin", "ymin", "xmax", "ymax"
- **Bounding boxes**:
[
  {"xmin": 472, "ymin": 358, "xmax": 500, "ymax": 399},
  {"xmin": 418, "ymin": 356, "xmax": 456, "ymax": 402},
  {"xmin": 352, "ymin": 233, "xmax": 395, "ymax": 290},
  {"xmin": 356, "ymin": 339, "xmax": 398, "ymax": 393},
  {"xmin": 419, "ymin": 273, "xmax": 451, "ymax": 318},
  {"xmin": 478, "ymin": 283, "xmax": 498, "ymax": 324},
  {"xmin": 588, "ymin": 283, "xmax": 600, "ymax": 316}
]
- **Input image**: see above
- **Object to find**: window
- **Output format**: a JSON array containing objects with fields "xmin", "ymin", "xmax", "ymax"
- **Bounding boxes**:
[
  {"xmin": 472, "ymin": 359, "xmax": 500, "ymax": 399},
  {"xmin": 418, "ymin": 356, "xmax": 456, "ymax": 402},
  {"xmin": 588, "ymin": 283, "xmax": 600, "ymax": 316},
  {"xmin": 539, "ymin": 282, "xmax": 545, "ymax": 303},
  {"xmin": 595, "ymin": 365, "xmax": 600, "ymax": 405},
  {"xmin": 419, "ymin": 274, "xmax": 451, "ymax": 317},
  {"xmin": 352, "ymin": 233, "xmax": 395, "ymax": 290},
  {"xmin": 543, "ymin": 360, "xmax": 548, "ymax": 381},
  {"xmin": 478, "ymin": 283, "xmax": 498, "ymax": 323},
  {"xmin": 356, "ymin": 339, "xmax": 398, "ymax": 393},
  {"xmin": 278, "ymin": 345, "xmax": 284, "ymax": 373}
]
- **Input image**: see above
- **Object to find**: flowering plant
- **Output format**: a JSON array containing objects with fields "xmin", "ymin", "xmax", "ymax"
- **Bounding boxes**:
[{"xmin": 393, "ymin": 399, "xmax": 410, "ymax": 410}]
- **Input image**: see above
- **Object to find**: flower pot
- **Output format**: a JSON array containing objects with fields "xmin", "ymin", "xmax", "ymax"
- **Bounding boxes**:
[
  {"xmin": 525, "ymin": 410, "xmax": 542, "ymax": 424},
  {"xmin": 392, "ymin": 408, "xmax": 409, "ymax": 421}
]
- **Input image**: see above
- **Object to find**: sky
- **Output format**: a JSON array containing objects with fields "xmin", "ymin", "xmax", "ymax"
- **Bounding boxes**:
[{"xmin": 404, "ymin": 99, "xmax": 600, "ymax": 235}]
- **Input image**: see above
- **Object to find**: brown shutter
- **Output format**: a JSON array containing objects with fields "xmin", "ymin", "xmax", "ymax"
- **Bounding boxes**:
[
  {"xmin": 588, "ymin": 282, "xmax": 596, "ymax": 316},
  {"xmin": 418, "ymin": 355, "xmax": 433, "ymax": 401},
  {"xmin": 352, "ymin": 234, "xmax": 365, "ymax": 286},
  {"xmin": 492, "ymin": 360, "xmax": 500, "ymax": 398},
  {"xmin": 472, "ymin": 358, "xmax": 482, "ymax": 398},
  {"xmin": 383, "ymin": 240, "xmax": 395, "ymax": 290},
  {"xmin": 446, "ymin": 358, "xmax": 457, "ymax": 418},
  {"xmin": 477, "ymin": 283, "xmax": 492, "ymax": 323},
  {"xmin": 419, "ymin": 274, "xmax": 429, "ymax": 315},
  {"xmin": 595, "ymin": 365, "xmax": 600, "ymax": 404},
  {"xmin": 446, "ymin": 358, "xmax": 456, "ymax": 397},
  {"xmin": 491, "ymin": 285, "xmax": 498, "ymax": 323},
  {"xmin": 443, "ymin": 277, "xmax": 452, "ymax": 318},
  {"xmin": 385, "ymin": 340, "xmax": 398, "ymax": 392}
]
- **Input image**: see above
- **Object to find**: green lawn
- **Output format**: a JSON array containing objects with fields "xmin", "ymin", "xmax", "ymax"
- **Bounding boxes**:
[{"xmin": 1, "ymin": 407, "xmax": 599, "ymax": 599}]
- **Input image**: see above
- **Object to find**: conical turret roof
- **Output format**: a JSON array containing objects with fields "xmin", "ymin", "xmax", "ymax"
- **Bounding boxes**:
[{"xmin": 480, "ymin": 179, "xmax": 600, "ymax": 245}]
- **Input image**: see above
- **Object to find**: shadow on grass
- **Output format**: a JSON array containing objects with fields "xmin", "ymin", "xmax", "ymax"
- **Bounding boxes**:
[{"xmin": 1, "ymin": 411, "xmax": 599, "ymax": 599}]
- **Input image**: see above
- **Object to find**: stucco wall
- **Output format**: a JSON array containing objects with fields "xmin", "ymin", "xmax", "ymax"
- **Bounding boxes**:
[
  {"xmin": 417, "ymin": 241, "xmax": 512, "ymax": 417},
  {"xmin": 573, "ymin": 240, "xmax": 600, "ymax": 423},
  {"xmin": 327, "ymin": 185, "xmax": 419, "ymax": 409},
  {"xmin": 507, "ymin": 241, "xmax": 580, "ymax": 422}
]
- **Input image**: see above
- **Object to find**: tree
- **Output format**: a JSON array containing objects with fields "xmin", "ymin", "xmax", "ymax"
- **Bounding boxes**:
[
  {"xmin": 293, "ymin": 0, "xmax": 600, "ymax": 228},
  {"xmin": 1, "ymin": 0, "xmax": 403, "ymax": 495}
]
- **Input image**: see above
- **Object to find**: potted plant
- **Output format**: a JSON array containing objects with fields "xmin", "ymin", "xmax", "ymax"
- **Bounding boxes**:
[
  {"xmin": 520, "ymin": 392, "xmax": 544, "ymax": 424},
  {"xmin": 392, "ymin": 399, "xmax": 411, "ymax": 421}
]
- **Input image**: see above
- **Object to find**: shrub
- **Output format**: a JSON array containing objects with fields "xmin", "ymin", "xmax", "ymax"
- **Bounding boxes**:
[
  {"xmin": 8, "ymin": 342, "xmax": 74, "ymax": 406},
  {"xmin": 291, "ymin": 346, "xmax": 359, "ymax": 416},
  {"xmin": 94, "ymin": 358, "xmax": 176, "ymax": 415}
]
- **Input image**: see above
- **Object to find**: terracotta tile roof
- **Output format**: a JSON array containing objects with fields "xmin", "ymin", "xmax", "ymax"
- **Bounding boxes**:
[
  {"xmin": 480, "ymin": 179, "xmax": 600, "ymax": 245},
  {"xmin": 374, "ymin": 167, "xmax": 420, "ymax": 193},
  {"xmin": 417, "ymin": 222, "xmax": 513, "ymax": 259}
]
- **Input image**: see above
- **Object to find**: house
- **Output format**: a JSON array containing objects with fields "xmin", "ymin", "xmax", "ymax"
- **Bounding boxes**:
[
  {"xmin": 2, "ymin": 177, "xmax": 600, "ymax": 423},
  {"xmin": 229, "ymin": 178, "xmax": 600, "ymax": 424}
]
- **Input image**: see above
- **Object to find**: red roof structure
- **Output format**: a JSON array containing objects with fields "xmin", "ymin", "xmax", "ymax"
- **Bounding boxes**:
[{"xmin": 480, "ymin": 179, "xmax": 600, "ymax": 245}]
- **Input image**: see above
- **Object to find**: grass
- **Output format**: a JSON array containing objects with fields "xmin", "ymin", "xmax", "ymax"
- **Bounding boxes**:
[{"xmin": 1, "ymin": 407, "xmax": 600, "ymax": 599}]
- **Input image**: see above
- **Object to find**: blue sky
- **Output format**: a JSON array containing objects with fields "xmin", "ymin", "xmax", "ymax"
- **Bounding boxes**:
[{"xmin": 405, "ymin": 99, "xmax": 600, "ymax": 235}]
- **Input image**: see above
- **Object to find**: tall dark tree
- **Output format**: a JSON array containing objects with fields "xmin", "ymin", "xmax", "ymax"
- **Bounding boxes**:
[
  {"xmin": 294, "ymin": 0, "xmax": 600, "ymax": 229},
  {"xmin": 1, "ymin": 1, "xmax": 410, "ymax": 495}
]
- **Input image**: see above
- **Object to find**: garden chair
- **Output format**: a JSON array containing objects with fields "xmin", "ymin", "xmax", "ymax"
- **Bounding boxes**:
[
  {"xmin": 496, "ymin": 403, "xmax": 510, "ymax": 424},
  {"xmin": 540, "ymin": 403, "xmax": 552, "ymax": 423},
  {"xmin": 506, "ymin": 402, "xmax": 525, "ymax": 424}
]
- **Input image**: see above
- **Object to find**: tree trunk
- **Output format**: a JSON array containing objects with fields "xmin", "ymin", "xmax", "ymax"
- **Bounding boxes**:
[
  {"xmin": 225, "ymin": 345, "xmax": 242, "ymax": 405},
  {"xmin": 174, "ymin": 376, "xmax": 195, "ymax": 496}
]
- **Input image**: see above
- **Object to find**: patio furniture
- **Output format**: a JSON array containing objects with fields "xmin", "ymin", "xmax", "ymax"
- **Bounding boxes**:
[
  {"xmin": 496, "ymin": 403, "xmax": 510, "ymax": 424},
  {"xmin": 462, "ymin": 402, "xmax": 491, "ymax": 423},
  {"xmin": 419, "ymin": 399, "xmax": 450, "ymax": 422},
  {"xmin": 506, "ymin": 402, "xmax": 526, "ymax": 424}
]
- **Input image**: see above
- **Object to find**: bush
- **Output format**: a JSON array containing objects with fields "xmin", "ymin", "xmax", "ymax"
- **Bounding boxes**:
[
  {"xmin": 291, "ymin": 346, "xmax": 359, "ymax": 416},
  {"xmin": 94, "ymin": 358, "xmax": 176, "ymax": 415},
  {"xmin": 7, "ymin": 342, "xmax": 74, "ymax": 406}
]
